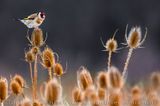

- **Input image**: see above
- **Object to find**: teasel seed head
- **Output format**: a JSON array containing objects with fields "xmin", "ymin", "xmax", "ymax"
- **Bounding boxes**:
[
  {"xmin": 125, "ymin": 25, "xmax": 147, "ymax": 49},
  {"xmin": 98, "ymin": 87, "xmax": 106, "ymax": 100},
  {"xmin": 72, "ymin": 87, "xmax": 84, "ymax": 103},
  {"xmin": 54, "ymin": 63, "xmax": 64, "ymax": 77},
  {"xmin": 78, "ymin": 67, "xmax": 93, "ymax": 90},
  {"xmin": 10, "ymin": 80, "xmax": 23, "ymax": 95},
  {"xmin": 104, "ymin": 29, "xmax": 118, "ymax": 53},
  {"xmin": 109, "ymin": 66, "xmax": 123, "ymax": 89},
  {"xmin": 131, "ymin": 86, "xmax": 141, "ymax": 97},
  {"xmin": 25, "ymin": 50, "xmax": 35, "ymax": 63},
  {"xmin": 146, "ymin": 90, "xmax": 160, "ymax": 106},
  {"xmin": 31, "ymin": 46, "xmax": 40, "ymax": 55},
  {"xmin": 87, "ymin": 88, "xmax": 100, "ymax": 106},
  {"xmin": 130, "ymin": 86, "xmax": 142, "ymax": 106},
  {"xmin": 41, "ymin": 47, "xmax": 55, "ymax": 69},
  {"xmin": 44, "ymin": 78, "xmax": 62, "ymax": 105},
  {"xmin": 106, "ymin": 38, "xmax": 118, "ymax": 53},
  {"xmin": 84, "ymin": 86, "xmax": 95, "ymax": 100},
  {"xmin": 33, "ymin": 100, "xmax": 43, "ymax": 106},
  {"xmin": 0, "ymin": 77, "xmax": 8, "ymax": 103},
  {"xmin": 31, "ymin": 28, "xmax": 44, "ymax": 47},
  {"xmin": 97, "ymin": 71, "xmax": 109, "ymax": 89},
  {"xmin": 109, "ymin": 91, "xmax": 122, "ymax": 106},
  {"xmin": 150, "ymin": 72, "xmax": 160, "ymax": 91},
  {"xmin": 13, "ymin": 74, "xmax": 25, "ymax": 88}
]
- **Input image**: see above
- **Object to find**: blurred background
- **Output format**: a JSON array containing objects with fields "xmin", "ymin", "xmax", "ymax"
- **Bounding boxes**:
[{"xmin": 0, "ymin": 0, "xmax": 160, "ymax": 104}]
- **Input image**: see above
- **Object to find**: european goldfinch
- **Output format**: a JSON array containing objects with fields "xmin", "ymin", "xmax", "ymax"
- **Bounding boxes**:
[{"xmin": 19, "ymin": 12, "xmax": 45, "ymax": 28}]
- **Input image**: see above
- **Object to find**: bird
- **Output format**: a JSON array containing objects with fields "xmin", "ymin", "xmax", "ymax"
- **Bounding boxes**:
[{"xmin": 19, "ymin": 12, "xmax": 45, "ymax": 29}]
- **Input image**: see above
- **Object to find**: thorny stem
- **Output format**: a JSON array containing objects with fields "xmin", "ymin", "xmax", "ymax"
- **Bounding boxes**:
[
  {"xmin": 48, "ymin": 68, "xmax": 52, "ymax": 80},
  {"xmin": 29, "ymin": 63, "xmax": 34, "ymax": 101},
  {"xmin": 122, "ymin": 48, "xmax": 133, "ymax": 77},
  {"xmin": 33, "ymin": 54, "xmax": 38, "ymax": 100},
  {"xmin": 107, "ymin": 51, "xmax": 112, "ymax": 70}
]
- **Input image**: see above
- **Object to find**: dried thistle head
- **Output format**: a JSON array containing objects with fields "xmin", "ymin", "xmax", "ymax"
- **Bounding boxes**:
[
  {"xmin": 150, "ymin": 72, "xmax": 160, "ymax": 90},
  {"xmin": 13, "ymin": 74, "xmax": 25, "ymax": 88},
  {"xmin": 44, "ymin": 78, "xmax": 62, "ymax": 105},
  {"xmin": 106, "ymin": 38, "xmax": 118, "ymax": 52},
  {"xmin": 25, "ymin": 50, "xmax": 35, "ymax": 63},
  {"xmin": 97, "ymin": 87, "xmax": 106, "ymax": 100},
  {"xmin": 84, "ymin": 86, "xmax": 95, "ymax": 100},
  {"xmin": 10, "ymin": 80, "xmax": 23, "ymax": 95},
  {"xmin": 125, "ymin": 25, "xmax": 147, "ymax": 49},
  {"xmin": 97, "ymin": 71, "xmax": 108, "ymax": 89},
  {"xmin": 131, "ymin": 86, "xmax": 141, "ymax": 98},
  {"xmin": 33, "ymin": 100, "xmax": 43, "ymax": 106},
  {"xmin": 41, "ymin": 47, "xmax": 55, "ymax": 69},
  {"xmin": 78, "ymin": 67, "xmax": 93, "ymax": 90},
  {"xmin": 72, "ymin": 87, "xmax": 84, "ymax": 103},
  {"xmin": 130, "ymin": 86, "xmax": 142, "ymax": 106},
  {"xmin": 109, "ymin": 66, "xmax": 123, "ymax": 89},
  {"xmin": 104, "ymin": 29, "xmax": 118, "ymax": 53},
  {"xmin": 109, "ymin": 91, "xmax": 122, "ymax": 106},
  {"xmin": 86, "ymin": 88, "xmax": 100, "ymax": 106},
  {"xmin": 0, "ymin": 77, "xmax": 8, "ymax": 103},
  {"xmin": 54, "ymin": 63, "xmax": 64, "ymax": 77},
  {"xmin": 31, "ymin": 46, "xmax": 40, "ymax": 55},
  {"xmin": 146, "ymin": 89, "xmax": 160, "ymax": 106},
  {"xmin": 31, "ymin": 28, "xmax": 44, "ymax": 47}
]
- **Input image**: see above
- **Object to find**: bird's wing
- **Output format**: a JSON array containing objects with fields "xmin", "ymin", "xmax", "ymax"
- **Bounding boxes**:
[{"xmin": 23, "ymin": 13, "xmax": 38, "ymax": 20}]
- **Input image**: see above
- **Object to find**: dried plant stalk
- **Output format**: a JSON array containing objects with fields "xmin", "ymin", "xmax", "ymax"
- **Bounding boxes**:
[
  {"xmin": 108, "ymin": 51, "xmax": 112, "ymax": 70},
  {"xmin": 33, "ymin": 54, "xmax": 38, "ymax": 100},
  {"xmin": 122, "ymin": 48, "xmax": 133, "ymax": 77}
]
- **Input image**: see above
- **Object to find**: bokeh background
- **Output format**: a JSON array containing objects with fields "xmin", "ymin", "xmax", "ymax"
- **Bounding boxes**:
[{"xmin": 0, "ymin": 0, "xmax": 160, "ymax": 105}]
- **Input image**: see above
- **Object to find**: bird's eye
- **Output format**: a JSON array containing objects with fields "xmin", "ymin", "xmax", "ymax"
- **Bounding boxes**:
[{"xmin": 40, "ymin": 13, "xmax": 45, "ymax": 18}]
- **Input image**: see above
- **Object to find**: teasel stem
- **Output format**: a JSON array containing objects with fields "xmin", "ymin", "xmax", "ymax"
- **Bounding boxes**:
[
  {"xmin": 108, "ymin": 51, "xmax": 112, "ymax": 70},
  {"xmin": 33, "ymin": 54, "xmax": 38, "ymax": 100},
  {"xmin": 122, "ymin": 48, "xmax": 133, "ymax": 77},
  {"xmin": 48, "ymin": 68, "xmax": 52, "ymax": 80},
  {"xmin": 28, "ymin": 63, "xmax": 34, "ymax": 101},
  {"xmin": 1, "ymin": 103, "xmax": 3, "ymax": 106}
]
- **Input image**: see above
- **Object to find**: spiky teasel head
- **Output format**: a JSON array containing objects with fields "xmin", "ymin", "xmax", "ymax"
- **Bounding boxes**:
[
  {"xmin": 31, "ymin": 46, "xmax": 40, "ymax": 55},
  {"xmin": 77, "ymin": 67, "xmax": 93, "ymax": 90},
  {"xmin": 130, "ymin": 86, "xmax": 142, "ymax": 106},
  {"xmin": 145, "ymin": 89, "xmax": 160, "ymax": 106},
  {"xmin": 97, "ymin": 71, "xmax": 109, "ymax": 89},
  {"xmin": 54, "ymin": 63, "xmax": 64, "ymax": 77},
  {"xmin": 131, "ymin": 86, "xmax": 141, "ymax": 97},
  {"xmin": 150, "ymin": 72, "xmax": 160, "ymax": 91},
  {"xmin": 104, "ymin": 29, "xmax": 118, "ymax": 53},
  {"xmin": 87, "ymin": 87, "xmax": 100, "ymax": 106},
  {"xmin": 33, "ymin": 100, "xmax": 43, "ymax": 106},
  {"xmin": 31, "ymin": 28, "xmax": 44, "ymax": 47},
  {"xmin": 125, "ymin": 25, "xmax": 147, "ymax": 49},
  {"xmin": 72, "ymin": 87, "xmax": 84, "ymax": 103},
  {"xmin": 97, "ymin": 87, "xmax": 106, "ymax": 100},
  {"xmin": 25, "ymin": 50, "xmax": 35, "ymax": 63},
  {"xmin": 109, "ymin": 66, "xmax": 123, "ymax": 90},
  {"xmin": 41, "ymin": 47, "xmax": 56, "ymax": 69},
  {"xmin": 10, "ymin": 74, "xmax": 25, "ymax": 96},
  {"xmin": 10, "ymin": 80, "xmax": 23, "ymax": 95},
  {"xmin": 109, "ymin": 91, "xmax": 122, "ymax": 106},
  {"xmin": 43, "ymin": 78, "xmax": 62, "ymax": 105},
  {"xmin": 13, "ymin": 74, "xmax": 25, "ymax": 88},
  {"xmin": 0, "ymin": 77, "xmax": 8, "ymax": 103}
]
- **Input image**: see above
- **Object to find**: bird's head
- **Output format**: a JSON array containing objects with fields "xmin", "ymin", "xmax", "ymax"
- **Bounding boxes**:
[{"xmin": 38, "ymin": 12, "xmax": 45, "ymax": 20}]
